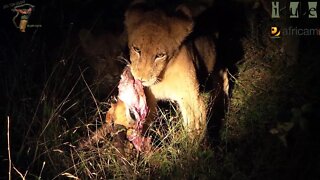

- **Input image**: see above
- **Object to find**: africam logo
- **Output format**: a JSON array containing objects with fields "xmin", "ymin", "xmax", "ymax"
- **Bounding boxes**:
[
  {"xmin": 270, "ymin": 2, "xmax": 319, "ymax": 38},
  {"xmin": 271, "ymin": 26, "xmax": 320, "ymax": 38}
]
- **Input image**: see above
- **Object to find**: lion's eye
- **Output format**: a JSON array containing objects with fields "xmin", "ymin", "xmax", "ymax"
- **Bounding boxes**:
[
  {"xmin": 132, "ymin": 46, "xmax": 141, "ymax": 54},
  {"xmin": 155, "ymin": 53, "xmax": 166, "ymax": 60},
  {"xmin": 129, "ymin": 109, "xmax": 136, "ymax": 121}
]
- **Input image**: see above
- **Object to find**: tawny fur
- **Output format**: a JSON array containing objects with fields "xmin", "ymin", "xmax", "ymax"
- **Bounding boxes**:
[{"xmin": 106, "ymin": 99, "xmax": 135, "ymax": 129}]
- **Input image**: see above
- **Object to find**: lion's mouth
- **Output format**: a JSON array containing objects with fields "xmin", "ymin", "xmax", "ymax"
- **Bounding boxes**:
[{"xmin": 129, "ymin": 68, "xmax": 159, "ymax": 87}]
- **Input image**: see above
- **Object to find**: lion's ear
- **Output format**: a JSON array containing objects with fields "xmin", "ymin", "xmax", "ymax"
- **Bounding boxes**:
[
  {"xmin": 124, "ymin": 2, "xmax": 146, "ymax": 34},
  {"xmin": 170, "ymin": 6, "xmax": 194, "ymax": 44}
]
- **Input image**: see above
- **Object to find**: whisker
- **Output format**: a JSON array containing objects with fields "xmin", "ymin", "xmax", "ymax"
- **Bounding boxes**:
[{"xmin": 155, "ymin": 78, "xmax": 161, "ymax": 84}]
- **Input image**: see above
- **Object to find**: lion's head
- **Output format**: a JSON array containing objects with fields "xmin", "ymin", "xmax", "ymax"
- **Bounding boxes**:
[
  {"xmin": 125, "ymin": 5, "xmax": 193, "ymax": 86},
  {"xmin": 79, "ymin": 29, "xmax": 126, "ymax": 98}
]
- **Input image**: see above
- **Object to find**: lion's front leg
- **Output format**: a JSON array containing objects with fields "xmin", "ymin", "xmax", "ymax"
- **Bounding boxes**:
[{"xmin": 178, "ymin": 94, "xmax": 207, "ymax": 137}]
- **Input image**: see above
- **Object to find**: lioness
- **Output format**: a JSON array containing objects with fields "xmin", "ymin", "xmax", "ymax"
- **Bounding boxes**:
[
  {"xmin": 125, "ymin": 3, "xmax": 226, "ymax": 137},
  {"xmin": 79, "ymin": 29, "xmax": 127, "ymax": 98}
]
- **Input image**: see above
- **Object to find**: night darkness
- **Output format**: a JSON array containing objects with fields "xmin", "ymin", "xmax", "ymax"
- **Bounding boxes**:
[{"xmin": 1, "ymin": 0, "xmax": 320, "ymax": 179}]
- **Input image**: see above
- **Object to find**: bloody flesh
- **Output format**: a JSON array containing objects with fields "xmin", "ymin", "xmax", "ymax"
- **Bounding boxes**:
[{"xmin": 117, "ymin": 67, "xmax": 151, "ymax": 152}]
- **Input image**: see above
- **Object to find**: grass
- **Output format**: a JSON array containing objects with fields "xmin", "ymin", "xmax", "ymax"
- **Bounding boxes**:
[
  {"xmin": 4, "ymin": 56, "xmax": 217, "ymax": 179},
  {"xmin": 48, "ymin": 101, "xmax": 217, "ymax": 179},
  {"xmin": 4, "ymin": 36, "xmax": 319, "ymax": 179},
  {"xmin": 0, "ymin": 38, "xmax": 258, "ymax": 179}
]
